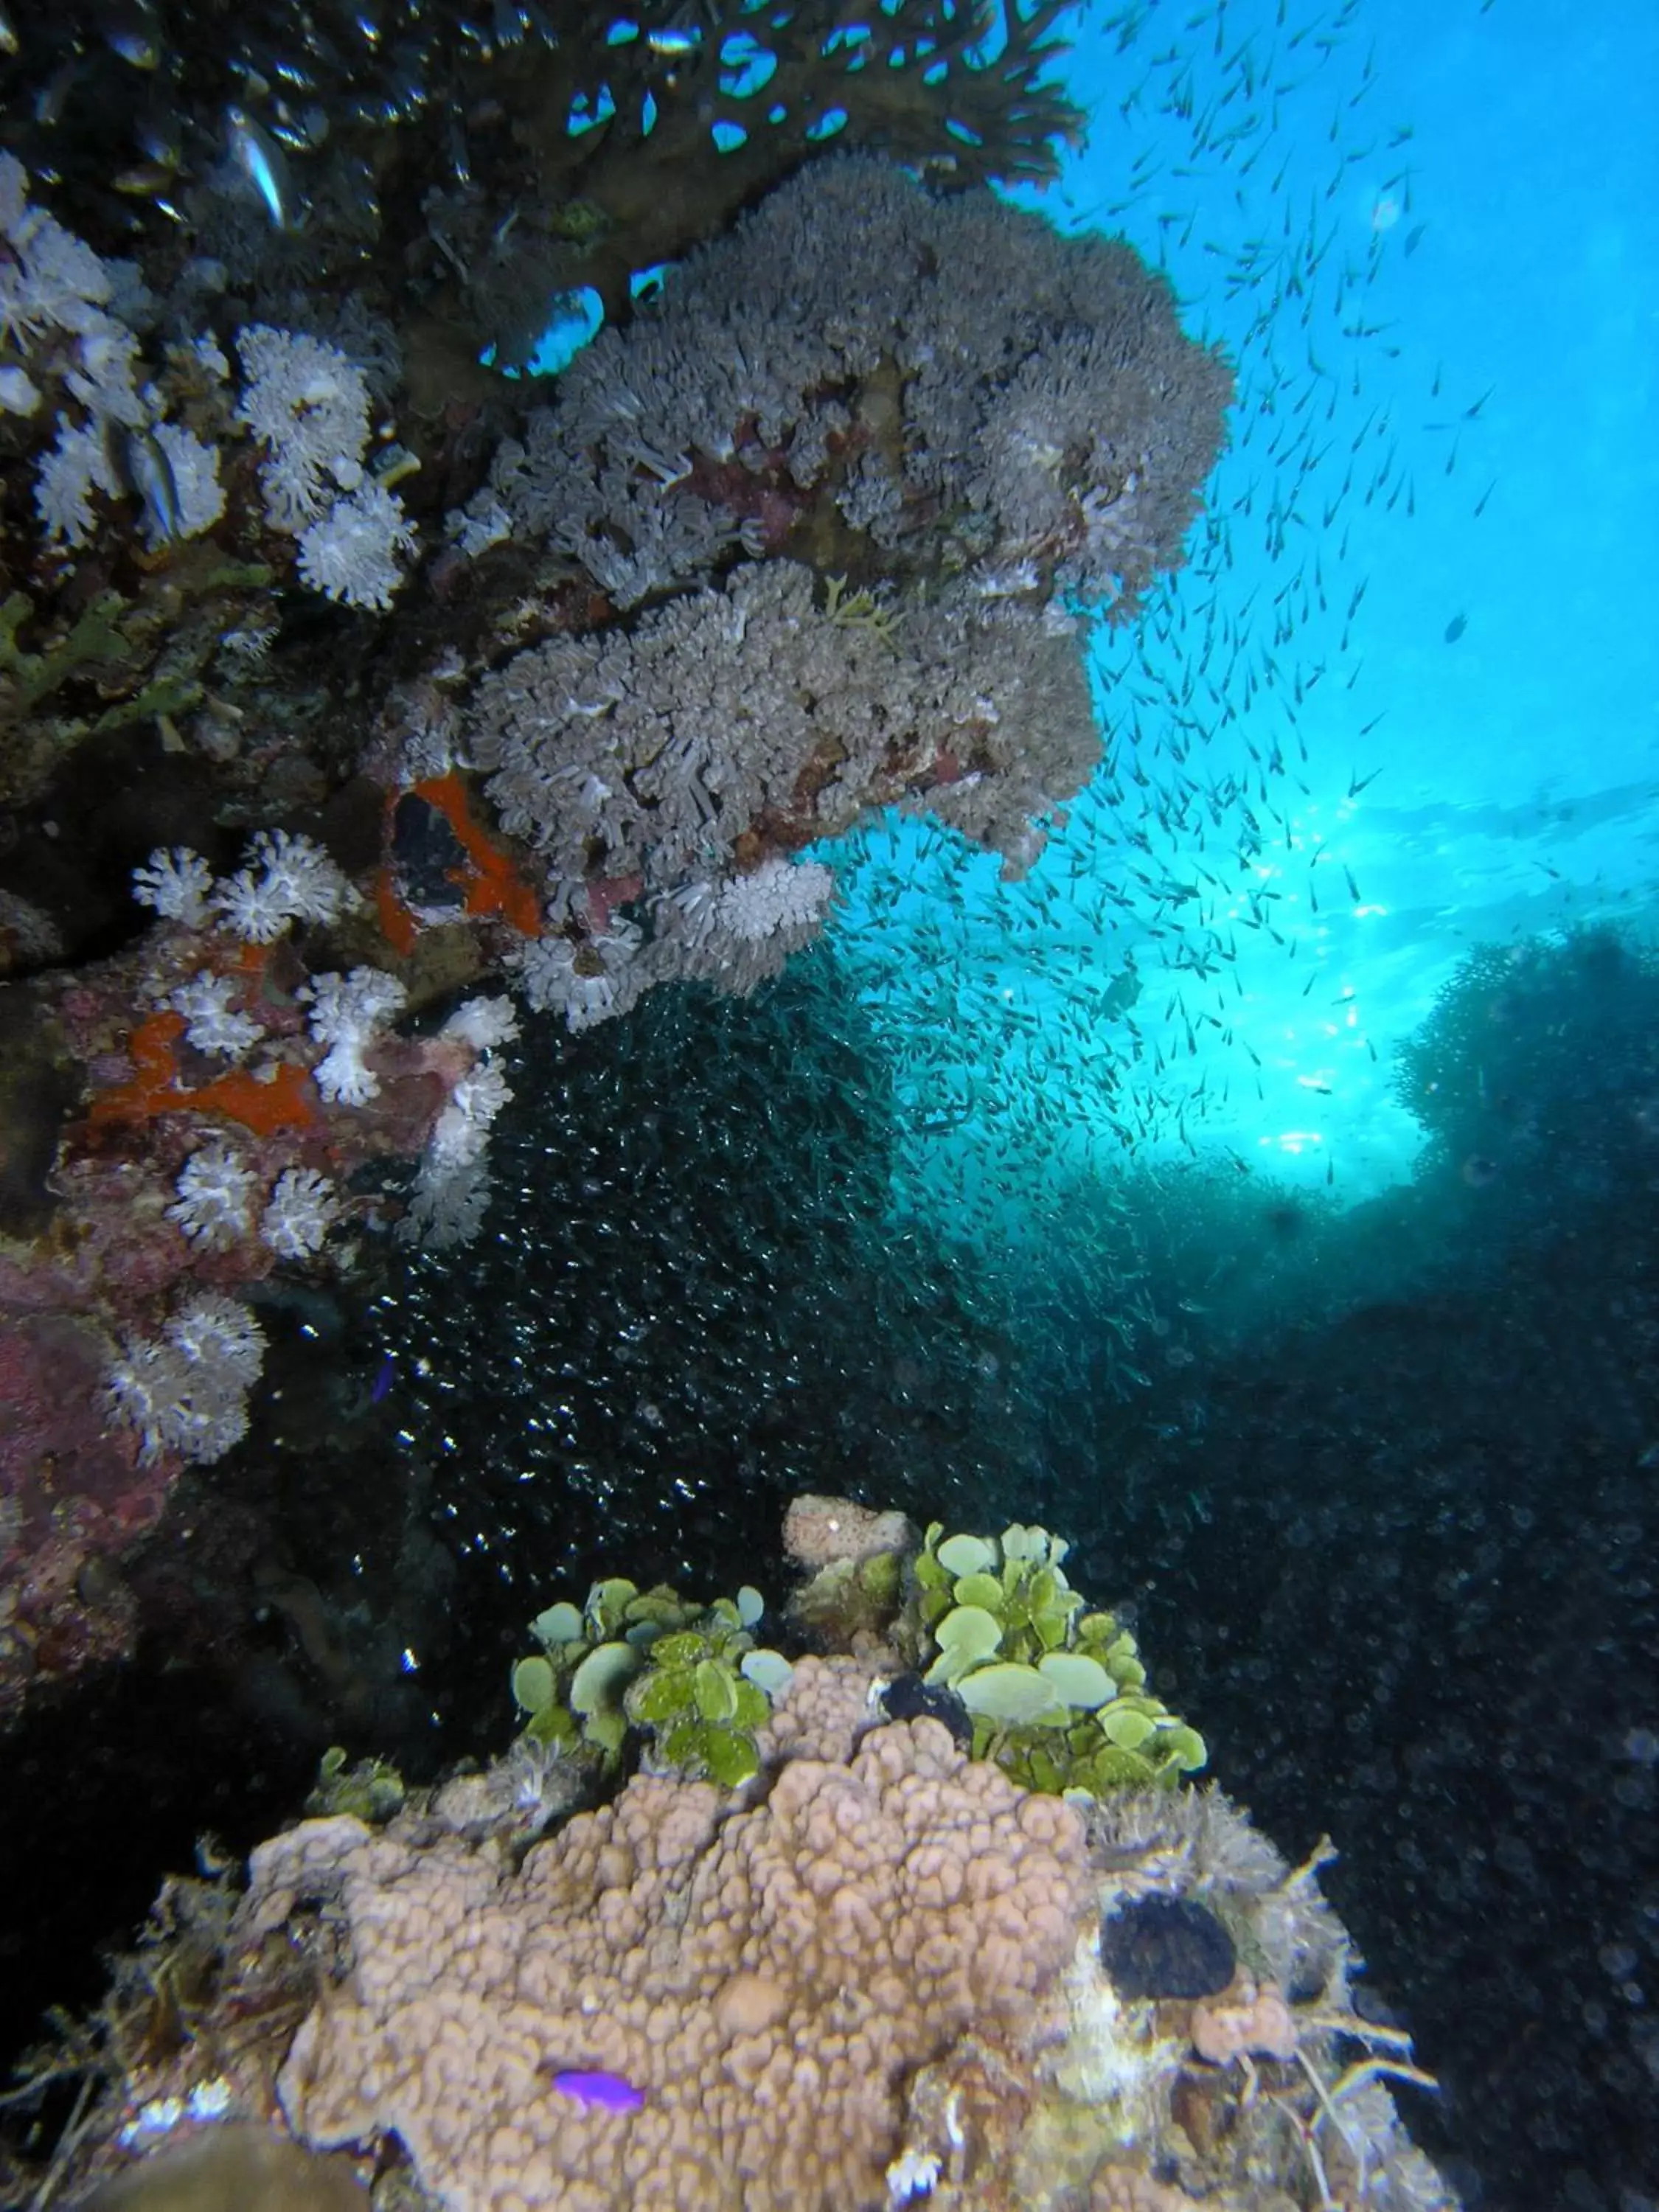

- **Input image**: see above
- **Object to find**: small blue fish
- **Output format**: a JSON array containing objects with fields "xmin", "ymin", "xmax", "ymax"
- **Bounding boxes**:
[
  {"xmin": 370, "ymin": 1354, "xmax": 396, "ymax": 1405},
  {"xmin": 550, "ymin": 2070, "xmax": 644, "ymax": 2114}
]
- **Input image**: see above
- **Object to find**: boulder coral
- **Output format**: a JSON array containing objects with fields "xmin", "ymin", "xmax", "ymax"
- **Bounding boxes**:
[{"xmin": 262, "ymin": 1708, "xmax": 1087, "ymax": 2211}]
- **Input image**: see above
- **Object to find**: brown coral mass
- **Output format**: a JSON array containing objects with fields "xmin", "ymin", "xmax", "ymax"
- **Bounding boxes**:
[{"xmin": 271, "ymin": 1717, "xmax": 1088, "ymax": 2211}]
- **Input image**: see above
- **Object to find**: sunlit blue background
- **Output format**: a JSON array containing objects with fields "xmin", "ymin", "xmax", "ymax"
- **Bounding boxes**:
[{"xmin": 815, "ymin": 0, "xmax": 1659, "ymax": 1211}]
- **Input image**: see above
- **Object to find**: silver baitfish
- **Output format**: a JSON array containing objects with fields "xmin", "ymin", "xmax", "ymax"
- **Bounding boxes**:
[
  {"xmin": 93, "ymin": 0, "xmax": 162, "ymax": 69},
  {"xmin": 112, "ymin": 161, "xmax": 180, "ymax": 198},
  {"xmin": 224, "ymin": 103, "xmax": 298, "ymax": 229},
  {"xmin": 133, "ymin": 90, "xmax": 185, "ymax": 171},
  {"xmin": 111, "ymin": 422, "xmax": 182, "ymax": 543},
  {"xmin": 644, "ymin": 23, "xmax": 702, "ymax": 55},
  {"xmin": 35, "ymin": 58, "xmax": 80, "ymax": 128}
]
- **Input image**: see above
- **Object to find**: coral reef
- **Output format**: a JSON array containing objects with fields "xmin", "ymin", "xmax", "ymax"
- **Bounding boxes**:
[
  {"xmin": 13, "ymin": 1501, "xmax": 1458, "ymax": 2212},
  {"xmin": 1394, "ymin": 925, "xmax": 1659, "ymax": 1230},
  {"xmin": 0, "ymin": 0, "xmax": 1229, "ymax": 1798},
  {"xmin": 475, "ymin": 155, "xmax": 1228, "ymax": 619},
  {"xmin": 0, "ymin": 135, "xmax": 1222, "ymax": 1015},
  {"xmin": 0, "ymin": 818, "xmax": 524, "ymax": 1717},
  {"xmin": 265, "ymin": 1716, "xmax": 1086, "ymax": 2211},
  {"xmin": 456, "ymin": 155, "xmax": 1226, "ymax": 1016},
  {"xmin": 0, "ymin": 4, "xmax": 1095, "ymax": 855}
]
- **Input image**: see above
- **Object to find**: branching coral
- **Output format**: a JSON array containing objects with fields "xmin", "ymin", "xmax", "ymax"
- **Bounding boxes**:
[{"xmin": 0, "ymin": 0, "xmax": 1085, "ymax": 370}]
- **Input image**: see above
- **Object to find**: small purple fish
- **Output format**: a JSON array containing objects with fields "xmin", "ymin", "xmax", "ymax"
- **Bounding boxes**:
[
  {"xmin": 370, "ymin": 1354, "xmax": 396, "ymax": 1405},
  {"xmin": 550, "ymin": 2070, "xmax": 644, "ymax": 2115}
]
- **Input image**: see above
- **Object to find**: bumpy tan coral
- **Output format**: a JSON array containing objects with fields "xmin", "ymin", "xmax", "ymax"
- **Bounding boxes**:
[
  {"xmin": 754, "ymin": 1652, "xmax": 886, "ymax": 1767},
  {"xmin": 268, "ymin": 1716, "xmax": 1089, "ymax": 2211}
]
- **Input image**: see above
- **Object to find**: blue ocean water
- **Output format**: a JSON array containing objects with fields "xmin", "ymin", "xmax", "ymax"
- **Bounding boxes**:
[{"xmin": 826, "ymin": 0, "xmax": 1659, "ymax": 1204}]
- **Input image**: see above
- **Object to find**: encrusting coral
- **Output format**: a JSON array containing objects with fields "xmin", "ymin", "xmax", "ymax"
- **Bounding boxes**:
[
  {"xmin": 263, "ymin": 1711, "xmax": 1088, "ymax": 2211},
  {"xmin": 27, "ymin": 1502, "xmax": 1462, "ymax": 2212}
]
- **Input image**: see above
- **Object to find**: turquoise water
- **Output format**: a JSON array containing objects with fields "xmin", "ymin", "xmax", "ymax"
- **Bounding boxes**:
[{"xmin": 826, "ymin": 0, "xmax": 1659, "ymax": 1206}]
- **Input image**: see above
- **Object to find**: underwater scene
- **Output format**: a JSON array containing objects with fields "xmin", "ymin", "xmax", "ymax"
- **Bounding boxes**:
[{"xmin": 0, "ymin": 0, "xmax": 1655, "ymax": 2205}]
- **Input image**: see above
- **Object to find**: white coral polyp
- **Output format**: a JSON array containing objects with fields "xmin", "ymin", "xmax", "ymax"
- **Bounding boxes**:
[
  {"xmin": 716, "ymin": 858, "xmax": 835, "ymax": 942},
  {"xmin": 397, "ymin": 1153, "xmax": 493, "ymax": 1249},
  {"xmin": 236, "ymin": 324, "xmax": 372, "ymax": 528},
  {"xmin": 235, "ymin": 324, "xmax": 414, "ymax": 611},
  {"xmin": 105, "ymin": 1341, "xmax": 179, "ymax": 1462},
  {"xmin": 208, "ymin": 865, "xmax": 299, "ymax": 946},
  {"xmin": 430, "ymin": 1064, "xmax": 512, "ymax": 1168},
  {"xmin": 209, "ymin": 829, "xmax": 357, "ymax": 944},
  {"xmin": 167, "ymin": 1141, "xmax": 259, "ymax": 1248},
  {"xmin": 306, "ymin": 964, "xmax": 407, "ymax": 1041},
  {"xmin": 305, "ymin": 965, "xmax": 407, "ymax": 1106},
  {"xmin": 167, "ymin": 971, "xmax": 262, "ymax": 1058},
  {"xmin": 132, "ymin": 846, "xmax": 212, "ymax": 928},
  {"xmin": 164, "ymin": 1290, "xmax": 265, "ymax": 1383},
  {"xmin": 257, "ymin": 830, "xmax": 356, "ymax": 923},
  {"xmin": 394, "ymin": 995, "xmax": 517, "ymax": 1247},
  {"xmin": 0, "ymin": 154, "xmax": 112, "ymax": 349},
  {"xmin": 513, "ymin": 934, "xmax": 632, "ymax": 1032},
  {"xmin": 314, "ymin": 1038, "xmax": 378, "ymax": 1107},
  {"xmin": 260, "ymin": 1166, "xmax": 340, "ymax": 1259},
  {"xmin": 106, "ymin": 1292, "xmax": 266, "ymax": 1465},
  {"xmin": 35, "ymin": 415, "xmax": 119, "ymax": 547},
  {"xmin": 297, "ymin": 481, "xmax": 417, "ymax": 611},
  {"xmin": 442, "ymin": 995, "xmax": 521, "ymax": 1053}
]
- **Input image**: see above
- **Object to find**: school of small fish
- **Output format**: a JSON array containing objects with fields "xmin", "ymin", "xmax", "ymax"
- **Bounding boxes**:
[{"xmin": 825, "ymin": 0, "xmax": 1501, "ymax": 1260}]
